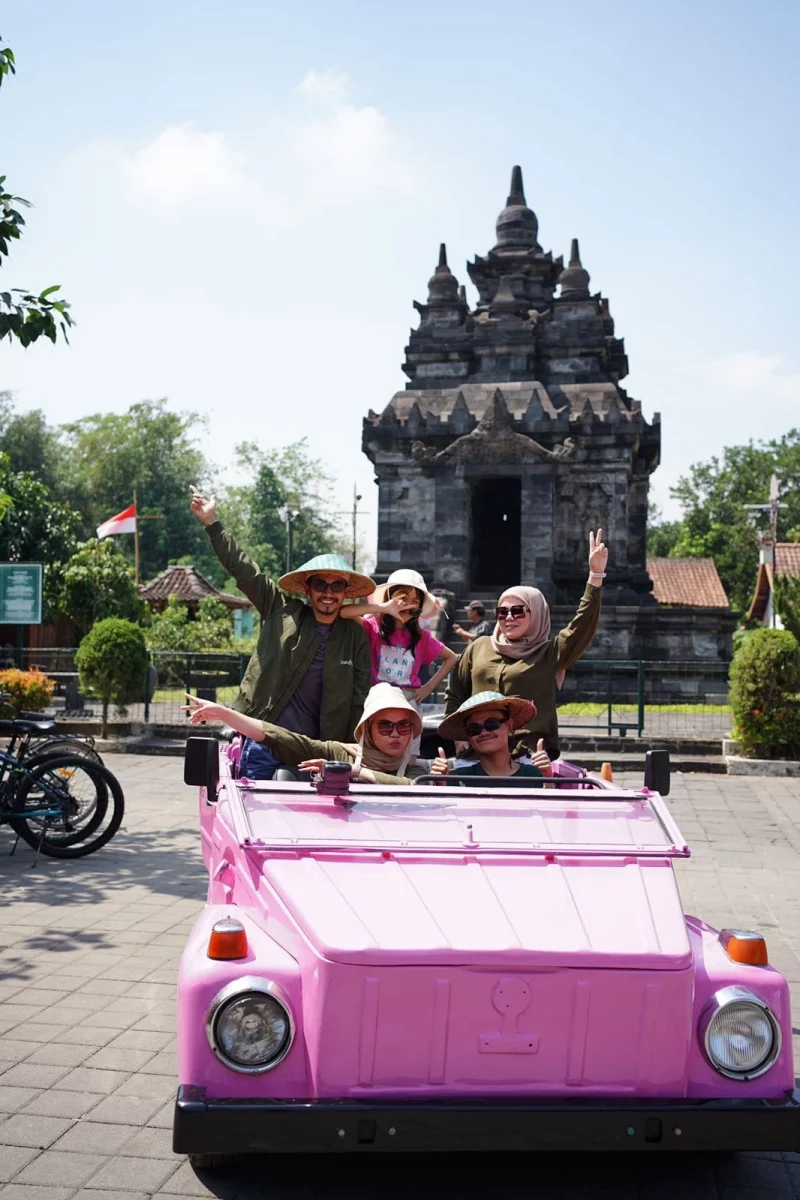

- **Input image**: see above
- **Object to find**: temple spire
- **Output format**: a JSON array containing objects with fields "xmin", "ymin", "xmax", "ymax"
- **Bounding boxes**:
[
  {"xmin": 558, "ymin": 237, "xmax": 591, "ymax": 299},
  {"xmin": 425, "ymin": 241, "xmax": 459, "ymax": 305},
  {"xmin": 494, "ymin": 165, "xmax": 539, "ymax": 250},
  {"xmin": 507, "ymin": 165, "xmax": 526, "ymax": 205},
  {"xmin": 438, "ymin": 242, "xmax": 448, "ymax": 269}
]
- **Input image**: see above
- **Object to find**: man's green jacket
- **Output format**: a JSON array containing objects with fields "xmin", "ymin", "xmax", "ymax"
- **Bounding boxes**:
[{"xmin": 205, "ymin": 521, "xmax": 371, "ymax": 742}]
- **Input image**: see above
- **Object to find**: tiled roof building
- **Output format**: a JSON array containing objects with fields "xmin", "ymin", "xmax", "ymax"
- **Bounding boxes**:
[
  {"xmin": 748, "ymin": 543, "xmax": 800, "ymax": 624},
  {"xmin": 647, "ymin": 558, "xmax": 729, "ymax": 609},
  {"xmin": 140, "ymin": 565, "xmax": 252, "ymax": 612}
]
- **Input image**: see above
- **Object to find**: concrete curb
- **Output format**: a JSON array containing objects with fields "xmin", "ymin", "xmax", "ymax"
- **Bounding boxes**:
[{"xmin": 725, "ymin": 755, "xmax": 800, "ymax": 777}]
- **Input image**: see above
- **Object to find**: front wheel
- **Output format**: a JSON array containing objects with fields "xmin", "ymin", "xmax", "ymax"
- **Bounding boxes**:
[
  {"xmin": 7, "ymin": 756, "xmax": 125, "ymax": 858},
  {"xmin": 188, "ymin": 1153, "xmax": 236, "ymax": 1171}
]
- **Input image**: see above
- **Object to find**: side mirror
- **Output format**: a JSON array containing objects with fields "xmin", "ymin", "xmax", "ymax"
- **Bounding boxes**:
[
  {"xmin": 315, "ymin": 761, "xmax": 353, "ymax": 804},
  {"xmin": 184, "ymin": 735, "xmax": 220, "ymax": 798},
  {"xmin": 644, "ymin": 749, "xmax": 670, "ymax": 797}
]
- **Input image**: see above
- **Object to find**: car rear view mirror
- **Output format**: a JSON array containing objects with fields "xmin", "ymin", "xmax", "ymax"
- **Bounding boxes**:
[
  {"xmin": 184, "ymin": 735, "xmax": 220, "ymax": 797},
  {"xmin": 644, "ymin": 749, "xmax": 670, "ymax": 796}
]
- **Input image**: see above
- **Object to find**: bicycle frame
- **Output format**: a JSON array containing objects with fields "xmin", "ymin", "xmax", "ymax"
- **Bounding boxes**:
[{"xmin": 0, "ymin": 747, "xmax": 77, "ymax": 824}]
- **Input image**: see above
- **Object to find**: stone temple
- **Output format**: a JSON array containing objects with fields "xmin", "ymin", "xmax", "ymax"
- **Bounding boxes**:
[{"xmin": 362, "ymin": 167, "xmax": 733, "ymax": 662}]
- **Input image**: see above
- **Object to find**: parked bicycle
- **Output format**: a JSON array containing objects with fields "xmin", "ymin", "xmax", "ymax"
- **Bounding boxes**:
[
  {"xmin": 0, "ymin": 700, "xmax": 101, "ymax": 766},
  {"xmin": 0, "ymin": 696, "xmax": 124, "ymax": 862}
]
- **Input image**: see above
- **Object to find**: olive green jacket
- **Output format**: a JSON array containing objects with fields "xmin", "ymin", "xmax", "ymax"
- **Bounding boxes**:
[
  {"xmin": 260, "ymin": 724, "xmax": 424, "ymax": 786},
  {"xmin": 445, "ymin": 583, "xmax": 602, "ymax": 757},
  {"xmin": 205, "ymin": 521, "xmax": 371, "ymax": 741}
]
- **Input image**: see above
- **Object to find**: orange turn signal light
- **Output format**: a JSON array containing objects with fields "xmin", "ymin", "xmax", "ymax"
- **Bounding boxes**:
[
  {"xmin": 600, "ymin": 762, "xmax": 614, "ymax": 782},
  {"xmin": 719, "ymin": 928, "xmax": 768, "ymax": 967},
  {"xmin": 207, "ymin": 917, "xmax": 248, "ymax": 961}
]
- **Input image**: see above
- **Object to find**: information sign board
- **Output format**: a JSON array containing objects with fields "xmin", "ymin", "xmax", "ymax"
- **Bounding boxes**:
[{"xmin": 0, "ymin": 563, "xmax": 43, "ymax": 625}]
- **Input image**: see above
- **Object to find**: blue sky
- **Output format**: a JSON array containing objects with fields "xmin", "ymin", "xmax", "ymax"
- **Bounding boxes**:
[{"xmin": 3, "ymin": 0, "xmax": 799, "ymax": 558}]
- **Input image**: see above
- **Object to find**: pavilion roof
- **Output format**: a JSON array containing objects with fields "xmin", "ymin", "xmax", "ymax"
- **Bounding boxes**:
[
  {"xmin": 140, "ymin": 564, "xmax": 252, "ymax": 610},
  {"xmin": 647, "ymin": 558, "xmax": 729, "ymax": 608}
]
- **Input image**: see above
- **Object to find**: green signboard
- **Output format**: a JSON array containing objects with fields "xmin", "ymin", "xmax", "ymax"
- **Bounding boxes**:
[{"xmin": 0, "ymin": 563, "xmax": 43, "ymax": 625}]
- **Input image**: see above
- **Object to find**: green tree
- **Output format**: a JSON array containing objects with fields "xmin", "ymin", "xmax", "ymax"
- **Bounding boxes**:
[
  {"xmin": 76, "ymin": 618, "xmax": 148, "ymax": 737},
  {"xmin": 775, "ymin": 573, "xmax": 800, "ymax": 643},
  {"xmin": 662, "ymin": 430, "xmax": 800, "ymax": 614},
  {"xmin": 224, "ymin": 439, "xmax": 348, "ymax": 578},
  {"xmin": 1, "ymin": 39, "xmax": 74, "ymax": 346},
  {"xmin": 144, "ymin": 596, "xmax": 193, "ymax": 653},
  {"xmin": 0, "ymin": 392, "xmax": 64, "ymax": 492},
  {"xmin": 646, "ymin": 503, "xmax": 683, "ymax": 558},
  {"xmin": 59, "ymin": 539, "xmax": 143, "ymax": 638},
  {"xmin": 60, "ymin": 399, "xmax": 220, "ymax": 583},
  {"xmin": 729, "ymin": 627, "xmax": 800, "ymax": 759},
  {"xmin": 0, "ymin": 453, "xmax": 80, "ymax": 616},
  {"xmin": 144, "ymin": 595, "xmax": 234, "ymax": 653}
]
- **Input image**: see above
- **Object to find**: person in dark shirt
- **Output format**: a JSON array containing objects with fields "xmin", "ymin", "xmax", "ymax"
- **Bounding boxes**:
[
  {"xmin": 431, "ymin": 692, "xmax": 553, "ymax": 783},
  {"xmin": 452, "ymin": 601, "xmax": 493, "ymax": 643}
]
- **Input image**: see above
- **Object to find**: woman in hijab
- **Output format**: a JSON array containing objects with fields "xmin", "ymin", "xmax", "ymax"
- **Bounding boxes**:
[
  {"xmin": 182, "ymin": 682, "xmax": 424, "ymax": 785},
  {"xmin": 444, "ymin": 529, "xmax": 607, "ymax": 760}
]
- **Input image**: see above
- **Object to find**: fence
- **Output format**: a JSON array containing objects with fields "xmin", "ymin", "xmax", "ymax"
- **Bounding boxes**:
[{"xmin": 4, "ymin": 648, "xmax": 734, "ymax": 740}]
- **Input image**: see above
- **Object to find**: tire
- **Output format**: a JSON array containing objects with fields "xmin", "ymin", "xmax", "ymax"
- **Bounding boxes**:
[
  {"xmin": 27, "ymin": 737, "xmax": 103, "ymax": 765},
  {"xmin": 8, "ymin": 756, "xmax": 125, "ymax": 858},
  {"xmin": 188, "ymin": 1153, "xmax": 235, "ymax": 1171}
]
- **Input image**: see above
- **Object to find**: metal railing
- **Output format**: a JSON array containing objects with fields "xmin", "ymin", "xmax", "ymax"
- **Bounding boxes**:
[{"xmin": 1, "ymin": 648, "xmax": 734, "ymax": 740}]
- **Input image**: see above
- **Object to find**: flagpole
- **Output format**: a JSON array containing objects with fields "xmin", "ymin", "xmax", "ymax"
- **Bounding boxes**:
[{"xmin": 133, "ymin": 488, "xmax": 140, "ymax": 585}]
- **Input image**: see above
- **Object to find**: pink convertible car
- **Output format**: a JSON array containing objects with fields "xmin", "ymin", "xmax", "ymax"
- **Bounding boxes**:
[{"xmin": 174, "ymin": 739, "xmax": 800, "ymax": 1164}]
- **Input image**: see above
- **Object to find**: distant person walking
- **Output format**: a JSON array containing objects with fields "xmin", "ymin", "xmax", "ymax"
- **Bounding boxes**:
[
  {"xmin": 452, "ymin": 601, "xmax": 493, "ymax": 643},
  {"xmin": 445, "ymin": 529, "xmax": 607, "ymax": 760},
  {"xmin": 190, "ymin": 487, "xmax": 372, "ymax": 778}
]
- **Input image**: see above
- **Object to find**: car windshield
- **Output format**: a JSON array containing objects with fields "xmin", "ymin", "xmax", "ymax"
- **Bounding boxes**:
[{"xmin": 234, "ymin": 781, "xmax": 688, "ymax": 857}]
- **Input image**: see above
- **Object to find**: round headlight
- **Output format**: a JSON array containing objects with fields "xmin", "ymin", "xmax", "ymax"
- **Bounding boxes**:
[
  {"xmin": 206, "ymin": 977, "xmax": 294, "ymax": 1074},
  {"xmin": 701, "ymin": 986, "xmax": 780, "ymax": 1080}
]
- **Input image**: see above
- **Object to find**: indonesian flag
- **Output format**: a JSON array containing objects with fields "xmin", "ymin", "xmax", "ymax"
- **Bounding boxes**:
[{"xmin": 96, "ymin": 503, "xmax": 137, "ymax": 540}]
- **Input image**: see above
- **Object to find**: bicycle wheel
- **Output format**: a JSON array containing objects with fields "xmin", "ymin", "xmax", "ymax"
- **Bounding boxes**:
[
  {"xmin": 7, "ymin": 756, "xmax": 125, "ymax": 858},
  {"xmin": 27, "ymin": 737, "xmax": 103, "ymax": 765}
]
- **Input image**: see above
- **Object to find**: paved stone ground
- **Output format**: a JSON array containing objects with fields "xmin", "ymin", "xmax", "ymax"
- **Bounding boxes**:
[{"xmin": 1, "ymin": 760, "xmax": 799, "ymax": 1199}]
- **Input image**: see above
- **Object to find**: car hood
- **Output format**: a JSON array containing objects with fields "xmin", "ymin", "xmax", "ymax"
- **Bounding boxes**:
[{"xmin": 261, "ymin": 853, "xmax": 692, "ymax": 969}]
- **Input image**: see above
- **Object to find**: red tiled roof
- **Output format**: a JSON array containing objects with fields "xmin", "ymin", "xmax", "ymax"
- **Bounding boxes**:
[
  {"xmin": 775, "ymin": 543, "xmax": 800, "ymax": 578},
  {"xmin": 647, "ymin": 558, "xmax": 729, "ymax": 608},
  {"xmin": 140, "ymin": 564, "xmax": 252, "ymax": 610},
  {"xmin": 748, "ymin": 543, "xmax": 800, "ymax": 621}
]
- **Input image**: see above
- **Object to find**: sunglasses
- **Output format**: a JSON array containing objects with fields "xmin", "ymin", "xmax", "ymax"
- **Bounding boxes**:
[
  {"xmin": 465, "ymin": 714, "xmax": 509, "ymax": 737},
  {"xmin": 307, "ymin": 577, "xmax": 348, "ymax": 595},
  {"xmin": 375, "ymin": 719, "xmax": 414, "ymax": 736},
  {"xmin": 495, "ymin": 604, "xmax": 529, "ymax": 621}
]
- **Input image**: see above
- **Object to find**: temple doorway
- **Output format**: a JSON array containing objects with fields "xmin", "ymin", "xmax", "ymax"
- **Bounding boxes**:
[{"xmin": 470, "ymin": 477, "xmax": 521, "ymax": 587}]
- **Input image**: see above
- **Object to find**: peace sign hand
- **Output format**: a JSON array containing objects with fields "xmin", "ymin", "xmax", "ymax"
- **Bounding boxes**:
[
  {"xmin": 189, "ymin": 485, "xmax": 217, "ymax": 526},
  {"xmin": 588, "ymin": 528, "xmax": 608, "ymax": 577}
]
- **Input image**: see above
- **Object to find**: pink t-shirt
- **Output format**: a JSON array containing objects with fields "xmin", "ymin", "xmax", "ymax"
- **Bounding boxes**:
[{"xmin": 363, "ymin": 617, "xmax": 447, "ymax": 688}]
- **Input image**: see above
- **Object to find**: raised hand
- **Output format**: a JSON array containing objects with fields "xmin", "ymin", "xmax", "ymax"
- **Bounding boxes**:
[
  {"xmin": 431, "ymin": 747, "xmax": 450, "ymax": 776},
  {"xmin": 189, "ymin": 485, "xmax": 217, "ymax": 526},
  {"xmin": 588, "ymin": 527, "xmax": 608, "ymax": 576},
  {"xmin": 381, "ymin": 595, "xmax": 407, "ymax": 621},
  {"xmin": 532, "ymin": 736, "xmax": 553, "ymax": 778},
  {"xmin": 298, "ymin": 759, "xmax": 325, "ymax": 776},
  {"xmin": 181, "ymin": 692, "xmax": 226, "ymax": 724}
]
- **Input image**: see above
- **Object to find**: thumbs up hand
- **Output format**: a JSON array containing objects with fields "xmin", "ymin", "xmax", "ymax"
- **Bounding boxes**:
[
  {"xmin": 431, "ymin": 747, "xmax": 450, "ymax": 776},
  {"xmin": 532, "ymin": 737, "xmax": 553, "ymax": 778}
]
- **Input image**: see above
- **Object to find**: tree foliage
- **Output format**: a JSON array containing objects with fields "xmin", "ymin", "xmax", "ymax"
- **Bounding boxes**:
[
  {"xmin": 0, "ymin": 39, "xmax": 74, "ymax": 346},
  {"xmin": 648, "ymin": 430, "xmax": 800, "ymax": 614},
  {"xmin": 0, "ymin": 453, "xmax": 80, "ymax": 616},
  {"xmin": 144, "ymin": 595, "xmax": 235, "ymax": 653},
  {"xmin": 775, "ymin": 573, "xmax": 800, "ymax": 643},
  {"xmin": 75, "ymin": 618, "xmax": 148, "ymax": 737},
  {"xmin": 729, "ymin": 627, "xmax": 800, "ymax": 760},
  {"xmin": 59, "ymin": 539, "xmax": 143, "ymax": 638}
]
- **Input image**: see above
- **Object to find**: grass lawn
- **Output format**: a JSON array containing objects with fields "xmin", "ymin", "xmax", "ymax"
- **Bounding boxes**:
[{"xmin": 557, "ymin": 703, "xmax": 730, "ymax": 715}]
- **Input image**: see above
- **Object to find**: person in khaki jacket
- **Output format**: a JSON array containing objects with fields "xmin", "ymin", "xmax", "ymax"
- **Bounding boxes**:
[
  {"xmin": 445, "ymin": 530, "xmax": 608, "ymax": 761},
  {"xmin": 190, "ymin": 488, "xmax": 372, "ymax": 779}
]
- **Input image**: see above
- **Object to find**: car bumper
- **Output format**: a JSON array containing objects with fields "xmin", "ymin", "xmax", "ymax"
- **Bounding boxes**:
[{"xmin": 173, "ymin": 1085, "xmax": 800, "ymax": 1154}]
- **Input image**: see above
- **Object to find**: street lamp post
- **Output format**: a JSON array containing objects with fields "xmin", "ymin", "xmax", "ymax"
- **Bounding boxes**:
[{"xmin": 278, "ymin": 507, "xmax": 300, "ymax": 574}]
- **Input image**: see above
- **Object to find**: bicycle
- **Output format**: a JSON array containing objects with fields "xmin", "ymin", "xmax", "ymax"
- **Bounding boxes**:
[
  {"xmin": 0, "ymin": 694, "xmax": 102, "ymax": 766},
  {"xmin": 0, "ymin": 730, "xmax": 125, "ymax": 864}
]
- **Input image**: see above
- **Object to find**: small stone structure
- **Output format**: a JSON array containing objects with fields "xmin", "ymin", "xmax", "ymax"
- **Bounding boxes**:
[{"xmin": 363, "ymin": 167, "xmax": 735, "ymax": 666}]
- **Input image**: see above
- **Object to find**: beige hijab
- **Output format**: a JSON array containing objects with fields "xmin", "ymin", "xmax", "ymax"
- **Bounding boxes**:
[
  {"xmin": 349, "ymin": 682, "xmax": 423, "ymax": 778},
  {"xmin": 490, "ymin": 586, "xmax": 565, "ymax": 688}
]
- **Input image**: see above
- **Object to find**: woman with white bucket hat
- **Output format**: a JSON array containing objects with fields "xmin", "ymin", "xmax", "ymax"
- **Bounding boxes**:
[{"xmin": 340, "ymin": 568, "xmax": 458, "ymax": 755}]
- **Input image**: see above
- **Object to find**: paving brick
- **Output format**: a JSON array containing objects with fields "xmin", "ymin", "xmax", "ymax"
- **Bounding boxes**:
[
  {"xmin": 15, "ymin": 1152, "xmax": 106, "ymax": 1188},
  {"xmin": 105, "ymin": 1033, "xmax": 172, "ymax": 1054},
  {"xmin": 111, "ymin": 1126, "xmax": 172, "ymax": 1159},
  {"xmin": 53, "ymin": 1124, "xmax": 139, "ymax": 1155},
  {"xmin": 24, "ymin": 1046, "xmax": 93, "ymax": 1070},
  {"xmin": 0, "ymin": 1028, "xmax": 68, "ymax": 1047},
  {"xmin": 111, "ymin": 1077, "xmax": 175, "ymax": 1105},
  {"xmin": 22, "ymin": 1093, "xmax": 104, "ymax": 1120},
  {"xmin": 71, "ymin": 1192, "xmax": 149, "ymax": 1200},
  {"xmin": 137, "ymin": 1054, "xmax": 176, "ymax": 1079},
  {"xmin": 83, "ymin": 1096, "xmax": 162, "ymax": 1128},
  {"xmin": 85, "ymin": 1156, "xmax": 178, "ymax": 1193},
  {"xmin": 0, "ymin": 1114, "xmax": 72, "ymax": 1148},
  {"xmin": 55, "ymin": 1070, "xmax": 129, "ymax": 1097},
  {"xmin": 81, "ymin": 1051, "xmax": 154, "ymax": 1074},
  {"xmin": 0, "ymin": 1185, "xmax": 77, "ymax": 1200},
  {"xmin": 156, "ymin": 1163, "xmax": 227, "ymax": 1196},
  {"xmin": 0, "ymin": 1043, "xmax": 38, "ymax": 1065},
  {"xmin": 57, "ymin": 1031, "xmax": 116, "ymax": 1050},
  {"xmin": 145, "ymin": 1103, "xmax": 174, "ymax": 1130},
  {"xmin": 0, "ymin": 1145, "xmax": 38, "ymax": 1183},
  {"xmin": 0, "ymin": 1067, "xmax": 68, "ymax": 1092},
  {"xmin": 0, "ymin": 1087, "xmax": 39, "ymax": 1114}
]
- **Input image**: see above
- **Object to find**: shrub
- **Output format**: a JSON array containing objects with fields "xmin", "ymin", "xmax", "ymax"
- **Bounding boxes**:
[
  {"xmin": 729, "ymin": 627, "xmax": 800, "ymax": 759},
  {"xmin": 0, "ymin": 668, "xmax": 55, "ymax": 715},
  {"xmin": 144, "ymin": 594, "xmax": 235, "ymax": 653},
  {"xmin": 76, "ymin": 618, "xmax": 148, "ymax": 737}
]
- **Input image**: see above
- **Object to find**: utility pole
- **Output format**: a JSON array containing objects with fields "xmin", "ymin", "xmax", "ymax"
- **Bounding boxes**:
[
  {"xmin": 132, "ymin": 489, "xmax": 165, "ymax": 585},
  {"xmin": 352, "ymin": 485, "xmax": 362, "ymax": 571},
  {"xmin": 744, "ymin": 474, "xmax": 787, "ymax": 628},
  {"xmin": 278, "ymin": 507, "xmax": 299, "ymax": 574}
]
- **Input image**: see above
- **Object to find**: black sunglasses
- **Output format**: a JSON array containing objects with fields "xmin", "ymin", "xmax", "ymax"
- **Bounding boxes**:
[
  {"xmin": 307, "ymin": 577, "xmax": 348, "ymax": 595},
  {"xmin": 465, "ymin": 714, "xmax": 509, "ymax": 737},
  {"xmin": 376, "ymin": 719, "xmax": 414, "ymax": 736},
  {"xmin": 495, "ymin": 604, "xmax": 529, "ymax": 621}
]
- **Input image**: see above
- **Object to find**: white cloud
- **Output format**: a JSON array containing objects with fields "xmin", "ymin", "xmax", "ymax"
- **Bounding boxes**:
[
  {"xmin": 120, "ymin": 125, "xmax": 251, "ymax": 207},
  {"xmin": 704, "ymin": 350, "xmax": 800, "ymax": 397},
  {"xmin": 292, "ymin": 70, "xmax": 416, "ymax": 195}
]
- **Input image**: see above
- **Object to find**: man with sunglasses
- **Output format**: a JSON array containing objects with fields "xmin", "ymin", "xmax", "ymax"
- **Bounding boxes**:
[
  {"xmin": 190, "ymin": 487, "xmax": 373, "ymax": 778},
  {"xmin": 432, "ymin": 692, "xmax": 553, "ymax": 781}
]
